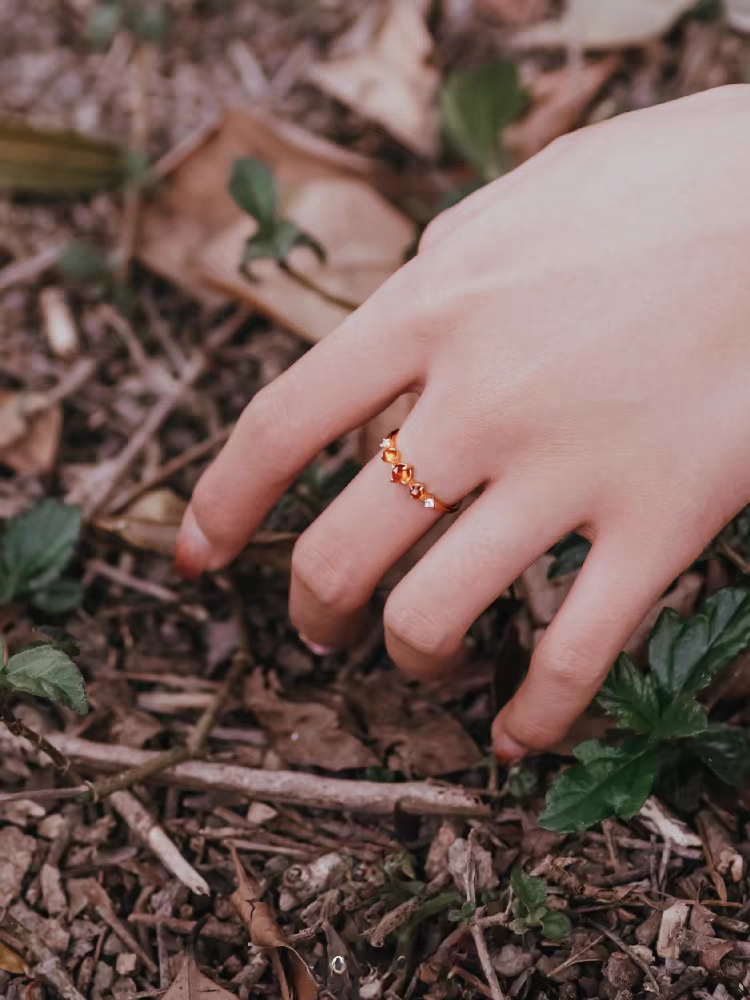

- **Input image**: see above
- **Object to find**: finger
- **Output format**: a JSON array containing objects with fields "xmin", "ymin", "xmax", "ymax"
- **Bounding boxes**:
[
  {"xmin": 176, "ymin": 269, "xmax": 427, "ymax": 577},
  {"xmin": 289, "ymin": 396, "xmax": 482, "ymax": 650},
  {"xmin": 383, "ymin": 475, "xmax": 585, "ymax": 679},
  {"xmin": 492, "ymin": 532, "xmax": 688, "ymax": 761}
]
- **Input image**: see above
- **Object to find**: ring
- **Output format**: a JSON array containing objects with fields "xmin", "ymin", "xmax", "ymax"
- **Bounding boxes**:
[{"xmin": 380, "ymin": 429, "xmax": 460, "ymax": 514}]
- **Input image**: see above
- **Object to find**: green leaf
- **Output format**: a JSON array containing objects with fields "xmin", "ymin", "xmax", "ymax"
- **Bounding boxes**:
[
  {"xmin": 541, "ymin": 910, "xmax": 572, "ymax": 941},
  {"xmin": 229, "ymin": 158, "xmax": 277, "ymax": 228},
  {"xmin": 649, "ymin": 589, "xmax": 750, "ymax": 697},
  {"xmin": 548, "ymin": 533, "xmax": 590, "ymax": 580},
  {"xmin": 691, "ymin": 723, "xmax": 749, "ymax": 785},
  {"xmin": 597, "ymin": 654, "xmax": 661, "ymax": 733},
  {"xmin": 539, "ymin": 738, "xmax": 657, "ymax": 834},
  {"xmin": 242, "ymin": 220, "xmax": 325, "ymax": 271},
  {"xmin": 88, "ymin": 2, "xmax": 123, "ymax": 47},
  {"xmin": 31, "ymin": 579, "xmax": 83, "ymax": 614},
  {"xmin": 439, "ymin": 60, "xmax": 527, "ymax": 181},
  {"xmin": 2, "ymin": 645, "xmax": 88, "ymax": 714},
  {"xmin": 656, "ymin": 696, "xmax": 708, "ymax": 740},
  {"xmin": 127, "ymin": 1, "xmax": 169, "ymax": 41},
  {"xmin": 511, "ymin": 868, "xmax": 547, "ymax": 917},
  {"xmin": 0, "ymin": 500, "xmax": 81, "ymax": 602},
  {"xmin": 57, "ymin": 240, "xmax": 113, "ymax": 285}
]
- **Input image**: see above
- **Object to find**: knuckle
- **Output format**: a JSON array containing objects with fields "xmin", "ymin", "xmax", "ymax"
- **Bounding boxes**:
[
  {"xmin": 384, "ymin": 601, "xmax": 457, "ymax": 662},
  {"xmin": 291, "ymin": 533, "xmax": 361, "ymax": 614}
]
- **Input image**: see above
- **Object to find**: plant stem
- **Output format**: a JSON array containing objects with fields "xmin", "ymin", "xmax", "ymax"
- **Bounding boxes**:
[
  {"xmin": 0, "ymin": 700, "xmax": 86, "ymax": 787},
  {"xmin": 279, "ymin": 261, "xmax": 361, "ymax": 312}
]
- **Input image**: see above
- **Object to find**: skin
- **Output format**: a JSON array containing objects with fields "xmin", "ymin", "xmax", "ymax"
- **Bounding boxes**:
[{"xmin": 176, "ymin": 85, "xmax": 750, "ymax": 762}]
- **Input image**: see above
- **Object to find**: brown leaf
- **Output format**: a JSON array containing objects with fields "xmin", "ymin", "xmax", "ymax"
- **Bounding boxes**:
[
  {"xmin": 163, "ymin": 954, "xmax": 237, "ymax": 999},
  {"xmin": 245, "ymin": 672, "xmax": 378, "ymax": 772},
  {"xmin": 306, "ymin": 0, "xmax": 439, "ymax": 156},
  {"xmin": 504, "ymin": 57, "xmax": 620, "ymax": 162},
  {"xmin": 140, "ymin": 108, "xmax": 388, "ymax": 307},
  {"xmin": 229, "ymin": 847, "xmax": 318, "ymax": 1000},
  {"xmin": 0, "ymin": 392, "xmax": 62, "ymax": 475},
  {"xmin": 197, "ymin": 176, "xmax": 414, "ymax": 344},
  {"xmin": 0, "ymin": 940, "xmax": 26, "ymax": 975},
  {"xmin": 699, "ymin": 939, "xmax": 733, "ymax": 974},
  {"xmin": 348, "ymin": 675, "xmax": 482, "ymax": 777},
  {"xmin": 0, "ymin": 119, "xmax": 126, "ymax": 194}
]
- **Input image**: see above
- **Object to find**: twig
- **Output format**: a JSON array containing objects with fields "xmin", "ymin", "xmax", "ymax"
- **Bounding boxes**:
[
  {"xmin": 470, "ymin": 919, "xmax": 508, "ymax": 1000},
  {"xmin": 110, "ymin": 789, "xmax": 210, "ymax": 895},
  {"xmin": 84, "ymin": 883, "xmax": 158, "ymax": 977},
  {"xmin": 718, "ymin": 540, "xmax": 750, "ymax": 575},
  {"xmin": 0, "ymin": 703, "xmax": 86, "ymax": 787},
  {"xmin": 546, "ymin": 933, "xmax": 606, "ymax": 979},
  {"xmin": 127, "ymin": 914, "xmax": 243, "ymax": 944},
  {"xmin": 368, "ymin": 873, "xmax": 452, "ymax": 947},
  {"xmin": 0, "ymin": 786, "xmax": 88, "ymax": 805},
  {"xmin": 119, "ymin": 41, "xmax": 151, "ymax": 281},
  {"xmin": 663, "ymin": 968, "xmax": 707, "ymax": 1000},
  {"xmin": 0, "ymin": 243, "xmax": 65, "ymax": 294},
  {"xmin": 589, "ymin": 921, "xmax": 661, "ymax": 995},
  {"xmin": 110, "ymin": 424, "xmax": 232, "ymax": 512},
  {"xmin": 449, "ymin": 965, "xmax": 493, "ymax": 999},
  {"xmin": 87, "ymin": 581, "xmax": 251, "ymax": 800},
  {"xmin": 47, "ymin": 733, "xmax": 488, "ymax": 816},
  {"xmin": 87, "ymin": 559, "xmax": 207, "ymax": 622}
]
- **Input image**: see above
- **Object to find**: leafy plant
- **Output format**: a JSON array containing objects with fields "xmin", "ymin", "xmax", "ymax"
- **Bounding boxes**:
[
  {"xmin": 439, "ymin": 60, "xmax": 528, "ymax": 182},
  {"xmin": 540, "ymin": 588, "xmax": 750, "ymax": 833},
  {"xmin": 510, "ymin": 868, "xmax": 570, "ymax": 941},
  {"xmin": 228, "ymin": 158, "xmax": 325, "ymax": 279},
  {"xmin": 0, "ymin": 500, "xmax": 83, "ymax": 613},
  {"xmin": 547, "ymin": 533, "xmax": 591, "ymax": 579},
  {"xmin": 0, "ymin": 636, "xmax": 88, "ymax": 715}
]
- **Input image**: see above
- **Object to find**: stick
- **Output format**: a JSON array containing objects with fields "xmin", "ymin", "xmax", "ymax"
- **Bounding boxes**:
[
  {"xmin": 590, "ymin": 921, "xmax": 661, "ymax": 995},
  {"xmin": 47, "ymin": 733, "xmax": 487, "ymax": 817},
  {"xmin": 470, "ymin": 919, "xmax": 508, "ymax": 1000},
  {"xmin": 110, "ymin": 790, "xmax": 210, "ymax": 895}
]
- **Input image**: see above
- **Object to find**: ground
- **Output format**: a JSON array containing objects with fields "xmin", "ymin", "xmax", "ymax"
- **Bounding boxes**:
[{"xmin": 2, "ymin": 2, "xmax": 750, "ymax": 999}]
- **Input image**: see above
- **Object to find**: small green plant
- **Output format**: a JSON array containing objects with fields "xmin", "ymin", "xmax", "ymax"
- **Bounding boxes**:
[
  {"xmin": 0, "ymin": 500, "xmax": 83, "ymax": 613},
  {"xmin": 228, "ymin": 158, "xmax": 325, "ymax": 280},
  {"xmin": 88, "ymin": 0, "xmax": 169, "ymax": 47},
  {"xmin": 0, "ymin": 634, "xmax": 88, "ymax": 715},
  {"xmin": 439, "ymin": 60, "xmax": 528, "ymax": 182},
  {"xmin": 510, "ymin": 868, "xmax": 570, "ymax": 940},
  {"xmin": 540, "ymin": 588, "xmax": 750, "ymax": 833}
]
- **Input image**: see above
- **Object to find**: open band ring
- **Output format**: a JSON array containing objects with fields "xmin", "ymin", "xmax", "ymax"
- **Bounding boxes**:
[{"xmin": 380, "ymin": 429, "xmax": 461, "ymax": 514}]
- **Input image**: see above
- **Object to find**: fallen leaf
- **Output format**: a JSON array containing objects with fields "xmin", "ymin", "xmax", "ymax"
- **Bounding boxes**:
[
  {"xmin": 97, "ymin": 488, "xmax": 297, "ymax": 568},
  {"xmin": 0, "ymin": 119, "xmax": 127, "ymax": 194},
  {"xmin": 163, "ymin": 954, "xmax": 237, "ymax": 999},
  {"xmin": 0, "ymin": 940, "xmax": 26, "ymax": 975},
  {"xmin": 139, "ymin": 108, "xmax": 387, "ymax": 306},
  {"xmin": 699, "ymin": 938, "xmax": 733, "ymax": 973},
  {"xmin": 197, "ymin": 175, "xmax": 414, "ymax": 344},
  {"xmin": 0, "ymin": 392, "xmax": 62, "ymax": 476},
  {"xmin": 0, "ymin": 826, "xmax": 36, "ymax": 908},
  {"xmin": 504, "ymin": 57, "xmax": 620, "ymax": 162},
  {"xmin": 513, "ymin": 0, "xmax": 699, "ymax": 50},
  {"xmin": 306, "ymin": 0, "xmax": 440, "ymax": 156},
  {"xmin": 230, "ymin": 846, "xmax": 318, "ymax": 1000},
  {"xmin": 348, "ymin": 675, "xmax": 482, "ymax": 777},
  {"xmin": 245, "ymin": 671, "xmax": 378, "ymax": 772}
]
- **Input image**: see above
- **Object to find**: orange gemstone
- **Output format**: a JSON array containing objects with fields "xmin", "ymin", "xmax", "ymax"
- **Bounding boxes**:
[
  {"xmin": 382, "ymin": 446, "xmax": 400, "ymax": 465},
  {"xmin": 409, "ymin": 482, "xmax": 425, "ymax": 500},
  {"xmin": 392, "ymin": 463, "xmax": 413, "ymax": 485}
]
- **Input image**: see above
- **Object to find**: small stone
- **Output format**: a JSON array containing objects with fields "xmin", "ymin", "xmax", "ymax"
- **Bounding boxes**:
[
  {"xmin": 392, "ymin": 463, "xmax": 413, "ymax": 484},
  {"xmin": 382, "ymin": 446, "xmax": 400, "ymax": 465},
  {"xmin": 604, "ymin": 952, "xmax": 639, "ymax": 989},
  {"xmin": 409, "ymin": 482, "xmax": 425, "ymax": 499},
  {"xmin": 423, "ymin": 497, "xmax": 435, "ymax": 508}
]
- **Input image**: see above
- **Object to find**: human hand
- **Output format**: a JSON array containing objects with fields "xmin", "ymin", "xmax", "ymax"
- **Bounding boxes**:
[{"xmin": 176, "ymin": 85, "xmax": 750, "ymax": 762}]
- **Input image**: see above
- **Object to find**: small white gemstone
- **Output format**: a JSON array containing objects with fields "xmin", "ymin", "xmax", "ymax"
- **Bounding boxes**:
[
  {"xmin": 423, "ymin": 497, "xmax": 435, "ymax": 508},
  {"xmin": 380, "ymin": 438, "xmax": 391, "ymax": 448}
]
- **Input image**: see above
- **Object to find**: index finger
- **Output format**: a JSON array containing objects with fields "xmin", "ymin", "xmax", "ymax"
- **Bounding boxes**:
[{"xmin": 176, "ymin": 269, "xmax": 426, "ymax": 576}]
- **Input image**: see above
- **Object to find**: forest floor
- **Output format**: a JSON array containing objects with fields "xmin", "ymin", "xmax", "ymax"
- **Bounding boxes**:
[{"xmin": 2, "ymin": 2, "xmax": 750, "ymax": 999}]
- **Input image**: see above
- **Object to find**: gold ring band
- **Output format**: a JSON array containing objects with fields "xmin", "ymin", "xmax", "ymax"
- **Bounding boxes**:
[{"xmin": 380, "ymin": 429, "xmax": 460, "ymax": 514}]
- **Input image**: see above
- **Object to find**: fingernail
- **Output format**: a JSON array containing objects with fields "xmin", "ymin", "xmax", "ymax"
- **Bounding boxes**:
[
  {"xmin": 493, "ymin": 731, "xmax": 528, "ymax": 764},
  {"xmin": 299, "ymin": 633, "xmax": 335, "ymax": 657},
  {"xmin": 175, "ymin": 505, "xmax": 214, "ymax": 579}
]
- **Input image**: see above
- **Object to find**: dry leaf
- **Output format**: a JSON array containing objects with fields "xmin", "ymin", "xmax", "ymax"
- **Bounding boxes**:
[
  {"xmin": 230, "ymin": 847, "xmax": 318, "ymax": 1000},
  {"xmin": 504, "ymin": 57, "xmax": 620, "ymax": 161},
  {"xmin": 0, "ymin": 827, "xmax": 36, "ymax": 909},
  {"xmin": 513, "ymin": 0, "xmax": 699, "ymax": 49},
  {"xmin": 0, "ymin": 391, "xmax": 62, "ymax": 475},
  {"xmin": 163, "ymin": 954, "xmax": 236, "ymax": 999},
  {"xmin": 140, "ymin": 108, "xmax": 386, "ymax": 306},
  {"xmin": 97, "ymin": 488, "xmax": 297, "ymax": 568},
  {"xmin": 0, "ymin": 941, "xmax": 26, "ymax": 976},
  {"xmin": 348, "ymin": 675, "xmax": 482, "ymax": 777},
  {"xmin": 306, "ymin": 0, "xmax": 439, "ymax": 156},
  {"xmin": 197, "ymin": 176, "xmax": 414, "ymax": 344},
  {"xmin": 245, "ymin": 672, "xmax": 378, "ymax": 772},
  {"xmin": 0, "ymin": 119, "xmax": 126, "ymax": 194}
]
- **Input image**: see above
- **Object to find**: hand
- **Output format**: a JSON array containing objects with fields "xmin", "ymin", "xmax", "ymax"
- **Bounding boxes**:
[{"xmin": 176, "ymin": 85, "xmax": 750, "ymax": 761}]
